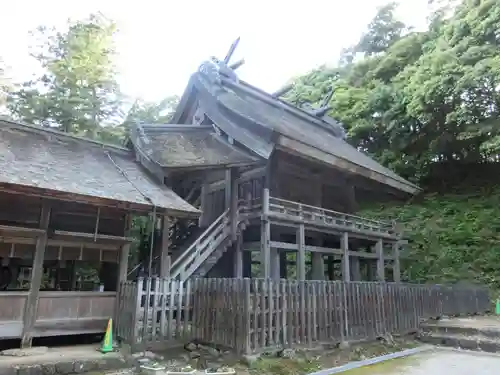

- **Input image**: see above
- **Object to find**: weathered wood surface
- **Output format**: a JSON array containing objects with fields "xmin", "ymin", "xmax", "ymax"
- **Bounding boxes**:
[
  {"xmin": 240, "ymin": 194, "xmax": 399, "ymax": 240},
  {"xmin": 0, "ymin": 291, "xmax": 115, "ymax": 339},
  {"xmin": 118, "ymin": 277, "xmax": 490, "ymax": 354},
  {"xmin": 268, "ymin": 197, "xmax": 398, "ymax": 238},
  {"xmin": 21, "ymin": 201, "xmax": 51, "ymax": 347},
  {"xmin": 169, "ymin": 209, "xmax": 230, "ymax": 281},
  {"xmin": 33, "ymin": 291, "xmax": 116, "ymax": 336}
]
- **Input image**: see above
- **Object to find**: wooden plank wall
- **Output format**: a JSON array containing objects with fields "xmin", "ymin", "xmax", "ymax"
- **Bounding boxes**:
[
  {"xmin": 273, "ymin": 152, "xmax": 358, "ymax": 213},
  {"xmin": 117, "ymin": 277, "xmax": 490, "ymax": 354}
]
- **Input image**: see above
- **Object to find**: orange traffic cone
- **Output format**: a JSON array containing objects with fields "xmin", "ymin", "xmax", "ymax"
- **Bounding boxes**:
[{"xmin": 100, "ymin": 318, "xmax": 114, "ymax": 353}]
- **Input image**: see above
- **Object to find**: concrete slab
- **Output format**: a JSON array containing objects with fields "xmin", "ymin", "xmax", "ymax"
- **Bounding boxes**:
[
  {"xmin": 0, "ymin": 345, "xmax": 131, "ymax": 374},
  {"xmin": 309, "ymin": 348, "xmax": 500, "ymax": 375}
]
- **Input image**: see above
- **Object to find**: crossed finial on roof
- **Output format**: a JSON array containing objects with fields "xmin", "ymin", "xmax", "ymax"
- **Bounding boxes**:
[{"xmin": 198, "ymin": 37, "xmax": 245, "ymax": 85}]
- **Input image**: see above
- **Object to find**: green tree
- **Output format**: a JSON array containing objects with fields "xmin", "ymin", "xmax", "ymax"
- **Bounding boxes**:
[
  {"xmin": 122, "ymin": 95, "xmax": 179, "ymax": 128},
  {"xmin": 0, "ymin": 57, "xmax": 11, "ymax": 112},
  {"xmin": 355, "ymin": 2, "xmax": 407, "ymax": 56},
  {"xmin": 286, "ymin": 0, "xmax": 500, "ymax": 183},
  {"xmin": 8, "ymin": 14, "xmax": 123, "ymax": 138}
]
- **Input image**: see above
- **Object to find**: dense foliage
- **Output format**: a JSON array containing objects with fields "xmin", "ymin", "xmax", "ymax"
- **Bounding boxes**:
[
  {"xmin": 5, "ymin": 14, "xmax": 178, "ymax": 145},
  {"xmin": 286, "ymin": 0, "xmax": 500, "ymax": 183},
  {"xmin": 285, "ymin": 0, "xmax": 500, "ymax": 288},
  {"xmin": 361, "ymin": 186, "xmax": 500, "ymax": 291}
]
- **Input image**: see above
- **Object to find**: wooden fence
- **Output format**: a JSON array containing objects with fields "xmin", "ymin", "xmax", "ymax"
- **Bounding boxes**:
[{"xmin": 116, "ymin": 278, "xmax": 490, "ymax": 354}]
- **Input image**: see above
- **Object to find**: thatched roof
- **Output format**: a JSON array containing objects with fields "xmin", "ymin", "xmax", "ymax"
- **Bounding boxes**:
[
  {"xmin": 0, "ymin": 119, "xmax": 199, "ymax": 216},
  {"xmin": 129, "ymin": 124, "xmax": 260, "ymax": 169}
]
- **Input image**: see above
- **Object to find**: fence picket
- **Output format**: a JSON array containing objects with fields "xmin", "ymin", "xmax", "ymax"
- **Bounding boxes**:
[{"xmin": 117, "ymin": 278, "xmax": 490, "ymax": 354}]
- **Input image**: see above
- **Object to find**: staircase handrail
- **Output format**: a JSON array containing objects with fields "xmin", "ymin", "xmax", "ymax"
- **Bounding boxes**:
[
  {"xmin": 169, "ymin": 209, "xmax": 230, "ymax": 278},
  {"xmin": 128, "ymin": 200, "xmax": 250, "ymax": 279}
]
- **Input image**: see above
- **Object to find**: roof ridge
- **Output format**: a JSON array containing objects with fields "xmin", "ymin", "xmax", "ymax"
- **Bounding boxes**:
[
  {"xmin": 0, "ymin": 117, "xmax": 130, "ymax": 154},
  {"xmin": 139, "ymin": 124, "xmax": 213, "ymax": 131},
  {"xmin": 220, "ymin": 78, "xmax": 346, "ymax": 138}
]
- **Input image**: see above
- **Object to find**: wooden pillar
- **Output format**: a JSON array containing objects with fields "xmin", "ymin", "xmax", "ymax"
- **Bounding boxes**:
[
  {"xmin": 117, "ymin": 214, "xmax": 132, "ymax": 286},
  {"xmin": 350, "ymin": 256, "xmax": 361, "ymax": 281},
  {"xmin": 229, "ymin": 168, "xmax": 239, "ymax": 241},
  {"xmin": 224, "ymin": 169, "xmax": 231, "ymax": 210},
  {"xmin": 117, "ymin": 244, "xmax": 130, "ymax": 285},
  {"xmin": 21, "ymin": 201, "xmax": 51, "ymax": 348},
  {"xmin": 243, "ymin": 250, "xmax": 252, "ymax": 278},
  {"xmin": 311, "ymin": 252, "xmax": 324, "ymax": 280},
  {"xmin": 341, "ymin": 232, "xmax": 350, "ymax": 281},
  {"xmin": 234, "ymin": 235, "xmax": 243, "ymax": 278},
  {"xmin": 261, "ymin": 188, "xmax": 271, "ymax": 278},
  {"xmin": 159, "ymin": 216, "xmax": 171, "ymax": 278},
  {"xmin": 392, "ymin": 242, "xmax": 401, "ymax": 283},
  {"xmin": 296, "ymin": 224, "xmax": 306, "ymax": 281},
  {"xmin": 270, "ymin": 248, "xmax": 280, "ymax": 280},
  {"xmin": 346, "ymin": 184, "xmax": 358, "ymax": 213},
  {"xmin": 375, "ymin": 239, "xmax": 385, "ymax": 281},
  {"xmin": 280, "ymin": 252, "xmax": 287, "ymax": 278},
  {"xmin": 366, "ymin": 260, "xmax": 377, "ymax": 281},
  {"xmin": 199, "ymin": 182, "xmax": 209, "ymax": 227},
  {"xmin": 327, "ymin": 256, "xmax": 335, "ymax": 280}
]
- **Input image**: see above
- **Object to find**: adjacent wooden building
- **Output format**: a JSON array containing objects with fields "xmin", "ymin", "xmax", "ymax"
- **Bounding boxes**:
[
  {"xmin": 127, "ymin": 55, "xmax": 420, "ymax": 284},
  {"xmin": 0, "ymin": 119, "xmax": 198, "ymax": 346}
]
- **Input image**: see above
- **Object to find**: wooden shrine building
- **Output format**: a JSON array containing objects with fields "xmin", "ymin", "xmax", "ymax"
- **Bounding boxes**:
[
  {"xmin": 0, "ymin": 119, "xmax": 198, "ymax": 346},
  {"xmin": 126, "ymin": 48, "xmax": 421, "ymax": 284}
]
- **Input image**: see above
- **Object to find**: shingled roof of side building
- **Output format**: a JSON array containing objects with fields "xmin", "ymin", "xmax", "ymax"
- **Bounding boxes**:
[
  {"xmin": 0, "ymin": 118, "xmax": 200, "ymax": 217},
  {"xmin": 128, "ymin": 123, "xmax": 261, "ymax": 170}
]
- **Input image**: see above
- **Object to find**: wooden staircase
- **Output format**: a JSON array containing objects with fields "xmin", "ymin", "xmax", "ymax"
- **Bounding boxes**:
[
  {"xmin": 128, "ymin": 204, "xmax": 249, "ymax": 281},
  {"xmin": 169, "ymin": 207, "xmax": 248, "ymax": 281}
]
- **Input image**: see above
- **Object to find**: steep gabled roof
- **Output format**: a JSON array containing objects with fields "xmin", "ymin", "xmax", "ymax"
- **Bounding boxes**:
[
  {"xmin": 0, "ymin": 119, "xmax": 199, "ymax": 216},
  {"xmin": 213, "ymin": 81, "xmax": 420, "ymax": 193},
  {"xmin": 128, "ymin": 123, "xmax": 261, "ymax": 170}
]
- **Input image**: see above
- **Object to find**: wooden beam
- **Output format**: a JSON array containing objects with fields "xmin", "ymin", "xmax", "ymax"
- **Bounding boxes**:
[
  {"xmin": 242, "ymin": 241, "xmax": 394, "ymax": 260},
  {"xmin": 265, "ymin": 214, "xmax": 401, "ymax": 241},
  {"xmin": 199, "ymin": 182, "xmax": 209, "ymax": 227},
  {"xmin": 117, "ymin": 243, "xmax": 130, "ymax": 283},
  {"xmin": 392, "ymin": 242, "xmax": 401, "ymax": 283},
  {"xmin": 224, "ymin": 169, "xmax": 232, "ymax": 210},
  {"xmin": 230, "ymin": 168, "xmax": 239, "ymax": 241},
  {"xmin": 234, "ymin": 234, "xmax": 243, "ymax": 278},
  {"xmin": 0, "ymin": 225, "xmax": 46, "ymax": 238},
  {"xmin": 160, "ymin": 216, "xmax": 171, "ymax": 278},
  {"xmin": 376, "ymin": 239, "xmax": 385, "ymax": 281},
  {"xmin": 261, "ymin": 188, "xmax": 271, "ymax": 278},
  {"xmin": 341, "ymin": 232, "xmax": 350, "ymax": 281},
  {"xmin": 311, "ymin": 252, "xmax": 324, "ymax": 280},
  {"xmin": 296, "ymin": 224, "xmax": 306, "ymax": 281},
  {"xmin": 21, "ymin": 201, "xmax": 51, "ymax": 348},
  {"xmin": 206, "ymin": 166, "xmax": 266, "ymax": 194},
  {"xmin": 51, "ymin": 230, "xmax": 133, "ymax": 244},
  {"xmin": 270, "ymin": 248, "xmax": 280, "ymax": 280},
  {"xmin": 350, "ymin": 256, "xmax": 361, "ymax": 281}
]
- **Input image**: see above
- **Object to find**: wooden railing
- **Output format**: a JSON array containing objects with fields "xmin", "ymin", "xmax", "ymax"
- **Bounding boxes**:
[
  {"xmin": 240, "ymin": 195, "xmax": 399, "ymax": 238},
  {"xmin": 0, "ymin": 292, "xmax": 27, "ymax": 339},
  {"xmin": 170, "ymin": 209, "xmax": 230, "ymax": 281},
  {"xmin": 117, "ymin": 278, "xmax": 490, "ymax": 354}
]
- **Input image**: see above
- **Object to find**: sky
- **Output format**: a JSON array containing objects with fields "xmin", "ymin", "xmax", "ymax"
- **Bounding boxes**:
[{"xmin": 0, "ymin": 0, "xmax": 432, "ymax": 103}]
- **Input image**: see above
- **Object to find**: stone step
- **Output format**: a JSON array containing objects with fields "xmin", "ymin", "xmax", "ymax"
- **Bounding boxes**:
[
  {"xmin": 418, "ymin": 331, "xmax": 500, "ymax": 353},
  {"xmin": 421, "ymin": 322, "xmax": 500, "ymax": 339}
]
